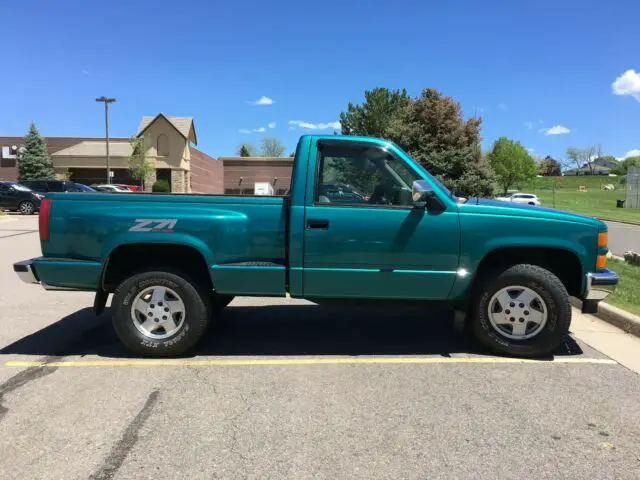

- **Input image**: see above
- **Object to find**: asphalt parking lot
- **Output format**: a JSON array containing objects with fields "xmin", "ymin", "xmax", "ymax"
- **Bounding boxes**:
[{"xmin": 1, "ymin": 215, "xmax": 639, "ymax": 479}]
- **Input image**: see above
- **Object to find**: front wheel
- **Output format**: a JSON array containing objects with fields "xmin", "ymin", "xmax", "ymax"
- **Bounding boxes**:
[
  {"xmin": 112, "ymin": 270, "xmax": 211, "ymax": 357},
  {"xmin": 19, "ymin": 201, "xmax": 35, "ymax": 215},
  {"xmin": 471, "ymin": 264, "xmax": 571, "ymax": 357}
]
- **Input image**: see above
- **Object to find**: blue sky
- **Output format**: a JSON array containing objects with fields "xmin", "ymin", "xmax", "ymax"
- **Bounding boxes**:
[{"xmin": 2, "ymin": 0, "xmax": 639, "ymax": 161}]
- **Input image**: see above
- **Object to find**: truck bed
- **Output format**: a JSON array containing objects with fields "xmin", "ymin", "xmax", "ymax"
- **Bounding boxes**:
[{"xmin": 41, "ymin": 192, "xmax": 289, "ymax": 295}]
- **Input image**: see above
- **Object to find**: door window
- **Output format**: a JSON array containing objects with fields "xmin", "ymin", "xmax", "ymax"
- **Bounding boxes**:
[
  {"xmin": 315, "ymin": 144, "xmax": 419, "ymax": 207},
  {"xmin": 47, "ymin": 182, "xmax": 64, "ymax": 192}
]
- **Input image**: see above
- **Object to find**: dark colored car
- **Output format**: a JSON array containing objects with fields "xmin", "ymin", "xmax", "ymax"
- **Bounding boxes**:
[
  {"xmin": 19, "ymin": 179, "xmax": 96, "ymax": 193},
  {"xmin": 0, "ymin": 181, "xmax": 43, "ymax": 215}
]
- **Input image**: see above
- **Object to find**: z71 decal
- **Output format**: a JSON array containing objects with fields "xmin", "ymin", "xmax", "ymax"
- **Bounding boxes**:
[{"xmin": 129, "ymin": 219, "xmax": 178, "ymax": 232}]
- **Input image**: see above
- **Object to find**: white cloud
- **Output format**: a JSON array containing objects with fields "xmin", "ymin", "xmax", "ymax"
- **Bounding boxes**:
[
  {"xmin": 268, "ymin": 122, "xmax": 276, "ymax": 129},
  {"xmin": 288, "ymin": 126, "xmax": 296, "ymax": 131},
  {"xmin": 524, "ymin": 121, "xmax": 534, "ymax": 130},
  {"xmin": 498, "ymin": 102, "xmax": 506, "ymax": 110},
  {"xmin": 247, "ymin": 96, "xmax": 275, "ymax": 106},
  {"xmin": 288, "ymin": 120, "xmax": 341, "ymax": 130},
  {"xmin": 620, "ymin": 149, "xmax": 640, "ymax": 159},
  {"xmin": 81, "ymin": 69, "xmax": 90, "ymax": 75},
  {"xmin": 540, "ymin": 125, "xmax": 571, "ymax": 136},
  {"xmin": 612, "ymin": 69, "xmax": 640, "ymax": 102},
  {"xmin": 239, "ymin": 126, "xmax": 267, "ymax": 133},
  {"xmin": 528, "ymin": 148, "xmax": 535, "ymax": 152}
]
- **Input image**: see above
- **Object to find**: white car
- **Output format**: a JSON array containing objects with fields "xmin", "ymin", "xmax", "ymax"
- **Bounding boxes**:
[
  {"xmin": 92, "ymin": 184, "xmax": 133, "ymax": 193},
  {"xmin": 495, "ymin": 193, "xmax": 541, "ymax": 206}
]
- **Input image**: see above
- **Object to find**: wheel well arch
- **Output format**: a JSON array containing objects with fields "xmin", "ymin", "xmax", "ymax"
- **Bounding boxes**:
[
  {"xmin": 472, "ymin": 246, "xmax": 583, "ymax": 298},
  {"xmin": 102, "ymin": 243, "xmax": 212, "ymax": 293}
]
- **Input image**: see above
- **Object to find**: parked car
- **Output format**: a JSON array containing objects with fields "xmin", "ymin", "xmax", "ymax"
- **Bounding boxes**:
[
  {"xmin": 113, "ymin": 184, "xmax": 140, "ymax": 192},
  {"xmin": 0, "ymin": 181, "xmax": 43, "ymax": 214},
  {"xmin": 91, "ymin": 184, "xmax": 133, "ymax": 193},
  {"xmin": 495, "ymin": 193, "xmax": 541, "ymax": 206},
  {"xmin": 14, "ymin": 134, "xmax": 617, "ymax": 358},
  {"xmin": 19, "ymin": 179, "xmax": 96, "ymax": 193}
]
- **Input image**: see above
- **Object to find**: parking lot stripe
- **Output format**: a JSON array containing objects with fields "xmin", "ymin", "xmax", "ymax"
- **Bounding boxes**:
[{"xmin": 3, "ymin": 357, "xmax": 617, "ymax": 368}]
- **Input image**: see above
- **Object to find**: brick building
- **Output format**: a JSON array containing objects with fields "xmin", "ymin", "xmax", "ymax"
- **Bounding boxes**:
[{"xmin": 0, "ymin": 114, "xmax": 230, "ymax": 194}]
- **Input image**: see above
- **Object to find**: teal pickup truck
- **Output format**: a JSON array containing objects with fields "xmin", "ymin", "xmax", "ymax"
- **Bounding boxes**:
[{"xmin": 14, "ymin": 135, "xmax": 618, "ymax": 357}]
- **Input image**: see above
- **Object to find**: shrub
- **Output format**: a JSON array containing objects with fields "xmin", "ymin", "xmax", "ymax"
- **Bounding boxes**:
[{"xmin": 152, "ymin": 179, "xmax": 170, "ymax": 193}]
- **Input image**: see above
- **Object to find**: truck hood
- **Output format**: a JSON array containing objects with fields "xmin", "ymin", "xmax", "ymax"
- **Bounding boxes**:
[{"xmin": 459, "ymin": 198, "xmax": 605, "ymax": 229}]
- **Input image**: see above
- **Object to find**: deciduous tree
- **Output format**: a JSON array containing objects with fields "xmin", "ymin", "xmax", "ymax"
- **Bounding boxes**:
[
  {"xmin": 260, "ymin": 137, "xmax": 286, "ymax": 157},
  {"xmin": 538, "ymin": 156, "xmax": 562, "ymax": 176},
  {"xmin": 126, "ymin": 136, "xmax": 154, "ymax": 189},
  {"xmin": 487, "ymin": 137, "xmax": 537, "ymax": 194}
]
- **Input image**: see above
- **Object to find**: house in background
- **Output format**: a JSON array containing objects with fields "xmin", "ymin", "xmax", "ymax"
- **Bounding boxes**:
[
  {"xmin": 0, "ymin": 114, "xmax": 222, "ymax": 193},
  {"xmin": 563, "ymin": 157, "xmax": 619, "ymax": 176}
]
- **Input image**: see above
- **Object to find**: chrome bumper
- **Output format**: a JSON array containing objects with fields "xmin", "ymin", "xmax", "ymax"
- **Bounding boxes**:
[
  {"xmin": 584, "ymin": 269, "xmax": 618, "ymax": 301},
  {"xmin": 14, "ymin": 259, "xmax": 39, "ymax": 284}
]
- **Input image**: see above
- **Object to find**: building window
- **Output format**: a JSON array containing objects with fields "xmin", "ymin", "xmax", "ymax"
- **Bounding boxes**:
[{"xmin": 157, "ymin": 134, "xmax": 169, "ymax": 156}]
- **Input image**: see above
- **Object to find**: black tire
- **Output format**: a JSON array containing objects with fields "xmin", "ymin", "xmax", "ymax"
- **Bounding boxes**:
[
  {"xmin": 210, "ymin": 293, "xmax": 234, "ymax": 311},
  {"xmin": 112, "ymin": 270, "xmax": 211, "ymax": 357},
  {"xmin": 471, "ymin": 264, "xmax": 571, "ymax": 357},
  {"xmin": 19, "ymin": 201, "xmax": 35, "ymax": 215}
]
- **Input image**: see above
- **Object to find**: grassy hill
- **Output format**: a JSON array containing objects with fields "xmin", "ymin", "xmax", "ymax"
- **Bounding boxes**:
[{"xmin": 518, "ymin": 176, "xmax": 639, "ymax": 224}]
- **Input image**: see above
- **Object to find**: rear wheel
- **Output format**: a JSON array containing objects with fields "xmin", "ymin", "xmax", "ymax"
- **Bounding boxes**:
[
  {"xmin": 19, "ymin": 201, "xmax": 35, "ymax": 215},
  {"xmin": 112, "ymin": 270, "xmax": 211, "ymax": 357},
  {"xmin": 471, "ymin": 264, "xmax": 571, "ymax": 357}
]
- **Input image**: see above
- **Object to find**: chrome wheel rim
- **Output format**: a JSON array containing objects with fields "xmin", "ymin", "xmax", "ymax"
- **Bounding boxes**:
[
  {"xmin": 488, "ymin": 286, "xmax": 547, "ymax": 340},
  {"xmin": 20, "ymin": 202, "xmax": 34, "ymax": 214},
  {"xmin": 131, "ymin": 286, "xmax": 185, "ymax": 339}
]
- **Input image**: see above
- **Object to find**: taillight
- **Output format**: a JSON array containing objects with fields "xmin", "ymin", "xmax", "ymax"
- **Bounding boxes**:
[{"xmin": 39, "ymin": 198, "xmax": 51, "ymax": 241}]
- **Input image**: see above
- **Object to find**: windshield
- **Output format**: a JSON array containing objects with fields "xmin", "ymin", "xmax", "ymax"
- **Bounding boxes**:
[
  {"xmin": 12, "ymin": 184, "xmax": 32, "ymax": 192},
  {"xmin": 71, "ymin": 183, "xmax": 96, "ymax": 192}
]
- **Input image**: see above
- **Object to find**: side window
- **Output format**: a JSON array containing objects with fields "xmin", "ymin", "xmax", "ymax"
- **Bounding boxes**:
[
  {"xmin": 0, "ymin": 184, "xmax": 8, "ymax": 192},
  {"xmin": 28, "ymin": 181, "xmax": 47, "ymax": 191},
  {"xmin": 315, "ymin": 143, "xmax": 419, "ymax": 207},
  {"xmin": 47, "ymin": 182, "xmax": 64, "ymax": 192},
  {"xmin": 157, "ymin": 134, "xmax": 169, "ymax": 156}
]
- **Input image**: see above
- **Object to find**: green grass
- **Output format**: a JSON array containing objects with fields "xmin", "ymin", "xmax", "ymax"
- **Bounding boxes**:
[
  {"xmin": 604, "ymin": 258, "xmax": 640, "ymax": 316},
  {"xmin": 520, "ymin": 176, "xmax": 640, "ymax": 224}
]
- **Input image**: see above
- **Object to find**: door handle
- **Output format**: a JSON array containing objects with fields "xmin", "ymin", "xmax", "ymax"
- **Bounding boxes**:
[{"xmin": 307, "ymin": 219, "xmax": 329, "ymax": 230}]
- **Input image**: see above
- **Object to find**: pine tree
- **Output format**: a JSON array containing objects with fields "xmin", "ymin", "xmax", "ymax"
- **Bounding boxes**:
[
  {"xmin": 19, "ymin": 123, "xmax": 56, "ymax": 180},
  {"xmin": 239, "ymin": 145, "xmax": 251, "ymax": 157}
]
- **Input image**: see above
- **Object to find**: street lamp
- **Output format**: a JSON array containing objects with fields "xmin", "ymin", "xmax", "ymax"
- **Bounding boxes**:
[{"xmin": 95, "ymin": 96, "xmax": 116, "ymax": 184}]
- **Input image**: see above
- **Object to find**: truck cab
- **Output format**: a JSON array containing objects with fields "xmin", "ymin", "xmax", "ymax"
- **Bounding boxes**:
[{"xmin": 14, "ymin": 135, "xmax": 618, "ymax": 358}]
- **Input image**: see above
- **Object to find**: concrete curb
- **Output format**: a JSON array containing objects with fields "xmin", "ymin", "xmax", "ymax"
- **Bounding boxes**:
[
  {"xmin": 598, "ymin": 218, "xmax": 640, "ymax": 227},
  {"xmin": 571, "ymin": 298, "xmax": 640, "ymax": 338}
]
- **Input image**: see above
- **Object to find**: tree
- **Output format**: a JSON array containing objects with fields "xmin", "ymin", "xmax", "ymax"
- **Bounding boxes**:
[
  {"xmin": 612, "ymin": 156, "xmax": 640, "ymax": 175},
  {"xmin": 237, "ymin": 143, "xmax": 256, "ymax": 157},
  {"xmin": 538, "ymin": 156, "xmax": 562, "ymax": 176},
  {"xmin": 18, "ymin": 122, "xmax": 56, "ymax": 180},
  {"xmin": 487, "ymin": 137, "xmax": 537, "ymax": 194},
  {"xmin": 126, "ymin": 136, "xmax": 154, "ymax": 189},
  {"xmin": 260, "ymin": 137, "xmax": 286, "ymax": 157},
  {"xmin": 385, "ymin": 88, "xmax": 495, "ymax": 197},
  {"xmin": 340, "ymin": 87, "xmax": 410, "ymax": 138},
  {"xmin": 566, "ymin": 145, "xmax": 599, "ymax": 175}
]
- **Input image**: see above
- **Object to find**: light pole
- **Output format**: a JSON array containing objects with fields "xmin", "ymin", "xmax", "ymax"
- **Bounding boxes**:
[{"xmin": 95, "ymin": 96, "xmax": 116, "ymax": 184}]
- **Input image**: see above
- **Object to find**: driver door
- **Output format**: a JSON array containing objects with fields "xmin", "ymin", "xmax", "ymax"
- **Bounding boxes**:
[
  {"xmin": 0, "ymin": 184, "xmax": 12, "ymax": 208},
  {"xmin": 302, "ymin": 140, "xmax": 460, "ymax": 300}
]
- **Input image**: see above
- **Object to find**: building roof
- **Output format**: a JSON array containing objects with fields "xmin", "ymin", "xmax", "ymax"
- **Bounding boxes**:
[
  {"xmin": 137, "ymin": 114, "xmax": 197, "ymax": 144},
  {"xmin": 52, "ymin": 140, "xmax": 133, "ymax": 157}
]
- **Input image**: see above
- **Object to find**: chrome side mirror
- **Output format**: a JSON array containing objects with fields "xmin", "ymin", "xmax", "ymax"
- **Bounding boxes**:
[{"xmin": 412, "ymin": 180, "xmax": 444, "ymax": 211}]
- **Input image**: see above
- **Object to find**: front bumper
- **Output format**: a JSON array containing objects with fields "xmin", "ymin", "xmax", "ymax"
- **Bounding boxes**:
[
  {"xmin": 584, "ymin": 269, "xmax": 618, "ymax": 301},
  {"xmin": 14, "ymin": 259, "xmax": 39, "ymax": 284}
]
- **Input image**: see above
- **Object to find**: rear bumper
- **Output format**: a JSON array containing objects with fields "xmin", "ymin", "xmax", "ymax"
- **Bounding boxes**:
[
  {"xmin": 584, "ymin": 269, "xmax": 618, "ymax": 301},
  {"xmin": 14, "ymin": 257, "xmax": 101, "ymax": 291},
  {"xmin": 14, "ymin": 259, "xmax": 39, "ymax": 284}
]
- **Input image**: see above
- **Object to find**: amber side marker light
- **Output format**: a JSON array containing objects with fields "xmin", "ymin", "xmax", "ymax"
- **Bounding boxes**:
[{"xmin": 598, "ymin": 232, "xmax": 608, "ymax": 248}]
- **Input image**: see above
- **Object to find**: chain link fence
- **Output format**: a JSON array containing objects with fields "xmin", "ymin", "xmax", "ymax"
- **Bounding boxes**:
[{"xmin": 626, "ymin": 167, "xmax": 640, "ymax": 209}]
